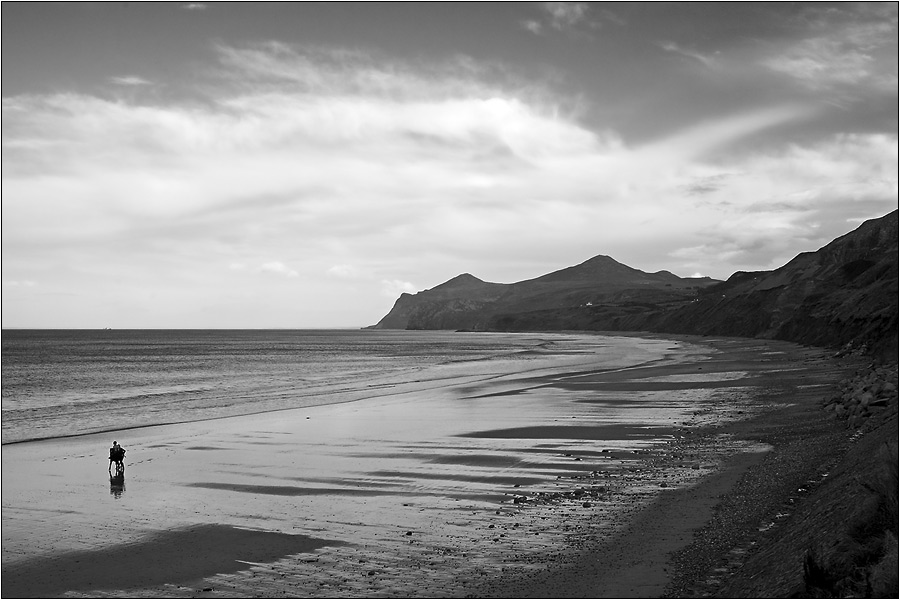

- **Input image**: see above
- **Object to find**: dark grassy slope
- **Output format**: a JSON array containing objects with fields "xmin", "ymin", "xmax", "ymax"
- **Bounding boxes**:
[{"xmin": 488, "ymin": 210, "xmax": 898, "ymax": 361}]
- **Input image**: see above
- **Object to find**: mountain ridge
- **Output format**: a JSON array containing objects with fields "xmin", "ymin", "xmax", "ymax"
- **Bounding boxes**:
[
  {"xmin": 372, "ymin": 210, "xmax": 898, "ymax": 361},
  {"xmin": 371, "ymin": 252, "xmax": 719, "ymax": 331}
]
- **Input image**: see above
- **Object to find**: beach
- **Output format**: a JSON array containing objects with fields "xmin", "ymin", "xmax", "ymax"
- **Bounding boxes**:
[{"xmin": 1, "ymin": 334, "xmax": 856, "ymax": 598}]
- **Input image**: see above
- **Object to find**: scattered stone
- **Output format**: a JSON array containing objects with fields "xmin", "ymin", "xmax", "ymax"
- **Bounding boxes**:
[{"xmin": 825, "ymin": 365, "xmax": 898, "ymax": 428}]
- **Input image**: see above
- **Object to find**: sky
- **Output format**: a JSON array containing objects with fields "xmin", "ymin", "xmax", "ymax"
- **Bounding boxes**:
[{"xmin": 2, "ymin": 2, "xmax": 898, "ymax": 329}]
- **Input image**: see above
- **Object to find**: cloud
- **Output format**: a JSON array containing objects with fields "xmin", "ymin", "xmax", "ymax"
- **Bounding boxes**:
[
  {"xmin": 523, "ymin": 2, "xmax": 612, "ymax": 36},
  {"xmin": 259, "ymin": 262, "xmax": 298, "ymax": 277},
  {"xmin": 181, "ymin": 3, "xmax": 207, "ymax": 10},
  {"xmin": 110, "ymin": 76, "xmax": 153, "ymax": 86},
  {"xmin": 658, "ymin": 42, "xmax": 719, "ymax": 69},
  {"xmin": 2, "ymin": 42, "xmax": 896, "ymax": 327},
  {"xmin": 521, "ymin": 19, "xmax": 543, "ymax": 35},
  {"xmin": 328, "ymin": 264, "xmax": 362, "ymax": 279},
  {"xmin": 541, "ymin": 2, "xmax": 591, "ymax": 30},
  {"xmin": 665, "ymin": 133, "xmax": 898, "ymax": 271},
  {"xmin": 761, "ymin": 5, "xmax": 898, "ymax": 95},
  {"xmin": 763, "ymin": 38, "xmax": 884, "ymax": 90},
  {"xmin": 681, "ymin": 174, "xmax": 733, "ymax": 196}
]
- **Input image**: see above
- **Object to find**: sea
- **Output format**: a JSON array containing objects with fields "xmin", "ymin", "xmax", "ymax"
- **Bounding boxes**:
[{"xmin": 1, "ymin": 329, "xmax": 663, "ymax": 445}]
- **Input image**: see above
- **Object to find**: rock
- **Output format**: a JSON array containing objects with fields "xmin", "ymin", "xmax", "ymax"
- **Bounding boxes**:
[{"xmin": 583, "ymin": 502, "xmax": 592, "ymax": 508}]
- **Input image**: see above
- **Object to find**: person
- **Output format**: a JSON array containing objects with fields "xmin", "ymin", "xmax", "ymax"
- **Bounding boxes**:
[{"xmin": 109, "ymin": 441, "xmax": 125, "ymax": 467}]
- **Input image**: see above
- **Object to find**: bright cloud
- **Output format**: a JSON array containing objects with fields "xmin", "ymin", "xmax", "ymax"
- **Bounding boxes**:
[
  {"xmin": 110, "ymin": 75, "xmax": 153, "ymax": 86},
  {"xmin": 260, "ymin": 262, "xmax": 298, "ymax": 277},
  {"xmin": 2, "ymin": 43, "xmax": 896, "ymax": 327}
]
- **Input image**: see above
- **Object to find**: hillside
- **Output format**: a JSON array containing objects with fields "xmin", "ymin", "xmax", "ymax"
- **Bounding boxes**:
[
  {"xmin": 371, "ymin": 255, "xmax": 718, "ymax": 331},
  {"xmin": 476, "ymin": 211, "xmax": 898, "ymax": 361},
  {"xmin": 649, "ymin": 210, "xmax": 898, "ymax": 360}
]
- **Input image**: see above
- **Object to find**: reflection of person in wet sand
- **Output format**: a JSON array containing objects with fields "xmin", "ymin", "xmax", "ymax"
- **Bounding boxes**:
[
  {"xmin": 108, "ymin": 440, "xmax": 126, "ymax": 475},
  {"xmin": 109, "ymin": 471, "xmax": 125, "ymax": 498}
]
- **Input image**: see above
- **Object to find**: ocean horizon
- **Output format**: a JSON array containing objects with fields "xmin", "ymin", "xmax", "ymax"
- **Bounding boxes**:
[{"xmin": 1, "ymin": 329, "xmax": 669, "ymax": 445}]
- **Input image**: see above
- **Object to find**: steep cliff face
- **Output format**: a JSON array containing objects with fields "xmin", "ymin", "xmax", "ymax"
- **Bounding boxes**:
[
  {"xmin": 370, "ymin": 257, "xmax": 718, "ymax": 330},
  {"xmin": 371, "ymin": 273, "xmax": 509, "ymax": 330},
  {"xmin": 652, "ymin": 210, "xmax": 899, "ymax": 360}
]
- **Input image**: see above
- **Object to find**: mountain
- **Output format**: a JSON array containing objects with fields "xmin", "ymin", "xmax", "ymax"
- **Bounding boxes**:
[
  {"xmin": 486, "ymin": 211, "xmax": 899, "ymax": 361},
  {"xmin": 372, "ymin": 273, "xmax": 508, "ymax": 330},
  {"xmin": 372, "ymin": 210, "xmax": 898, "ymax": 360},
  {"xmin": 371, "ymin": 255, "xmax": 719, "ymax": 331}
]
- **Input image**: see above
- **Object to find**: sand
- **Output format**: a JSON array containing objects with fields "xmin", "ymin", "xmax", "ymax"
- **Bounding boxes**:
[{"xmin": 1, "ymin": 335, "xmax": 856, "ymax": 598}]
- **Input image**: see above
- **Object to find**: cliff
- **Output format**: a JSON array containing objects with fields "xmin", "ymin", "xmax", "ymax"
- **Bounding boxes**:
[{"xmin": 649, "ymin": 210, "xmax": 899, "ymax": 360}]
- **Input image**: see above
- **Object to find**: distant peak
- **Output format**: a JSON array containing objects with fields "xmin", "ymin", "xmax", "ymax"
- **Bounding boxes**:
[
  {"xmin": 448, "ymin": 273, "xmax": 484, "ymax": 284},
  {"xmin": 430, "ymin": 272, "xmax": 487, "ymax": 290},
  {"xmin": 581, "ymin": 254, "xmax": 618, "ymax": 265}
]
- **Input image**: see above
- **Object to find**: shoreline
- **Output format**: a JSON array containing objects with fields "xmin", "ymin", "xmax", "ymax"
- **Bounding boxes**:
[
  {"xmin": 475, "ymin": 336, "xmax": 865, "ymax": 598},
  {"xmin": 1, "ymin": 330, "xmax": 673, "ymax": 446},
  {"xmin": 2, "ymin": 335, "xmax": 860, "ymax": 598}
]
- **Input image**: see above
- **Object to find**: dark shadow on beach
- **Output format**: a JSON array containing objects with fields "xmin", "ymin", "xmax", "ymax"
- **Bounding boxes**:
[{"xmin": 0, "ymin": 524, "xmax": 343, "ymax": 598}]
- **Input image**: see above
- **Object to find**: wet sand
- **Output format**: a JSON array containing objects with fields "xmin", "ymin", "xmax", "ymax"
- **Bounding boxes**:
[{"xmin": 1, "ymin": 335, "xmax": 852, "ymax": 598}]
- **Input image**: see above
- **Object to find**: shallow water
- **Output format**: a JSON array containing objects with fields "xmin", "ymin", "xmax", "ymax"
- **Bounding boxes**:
[{"xmin": 2, "ymin": 329, "xmax": 661, "ymax": 444}]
